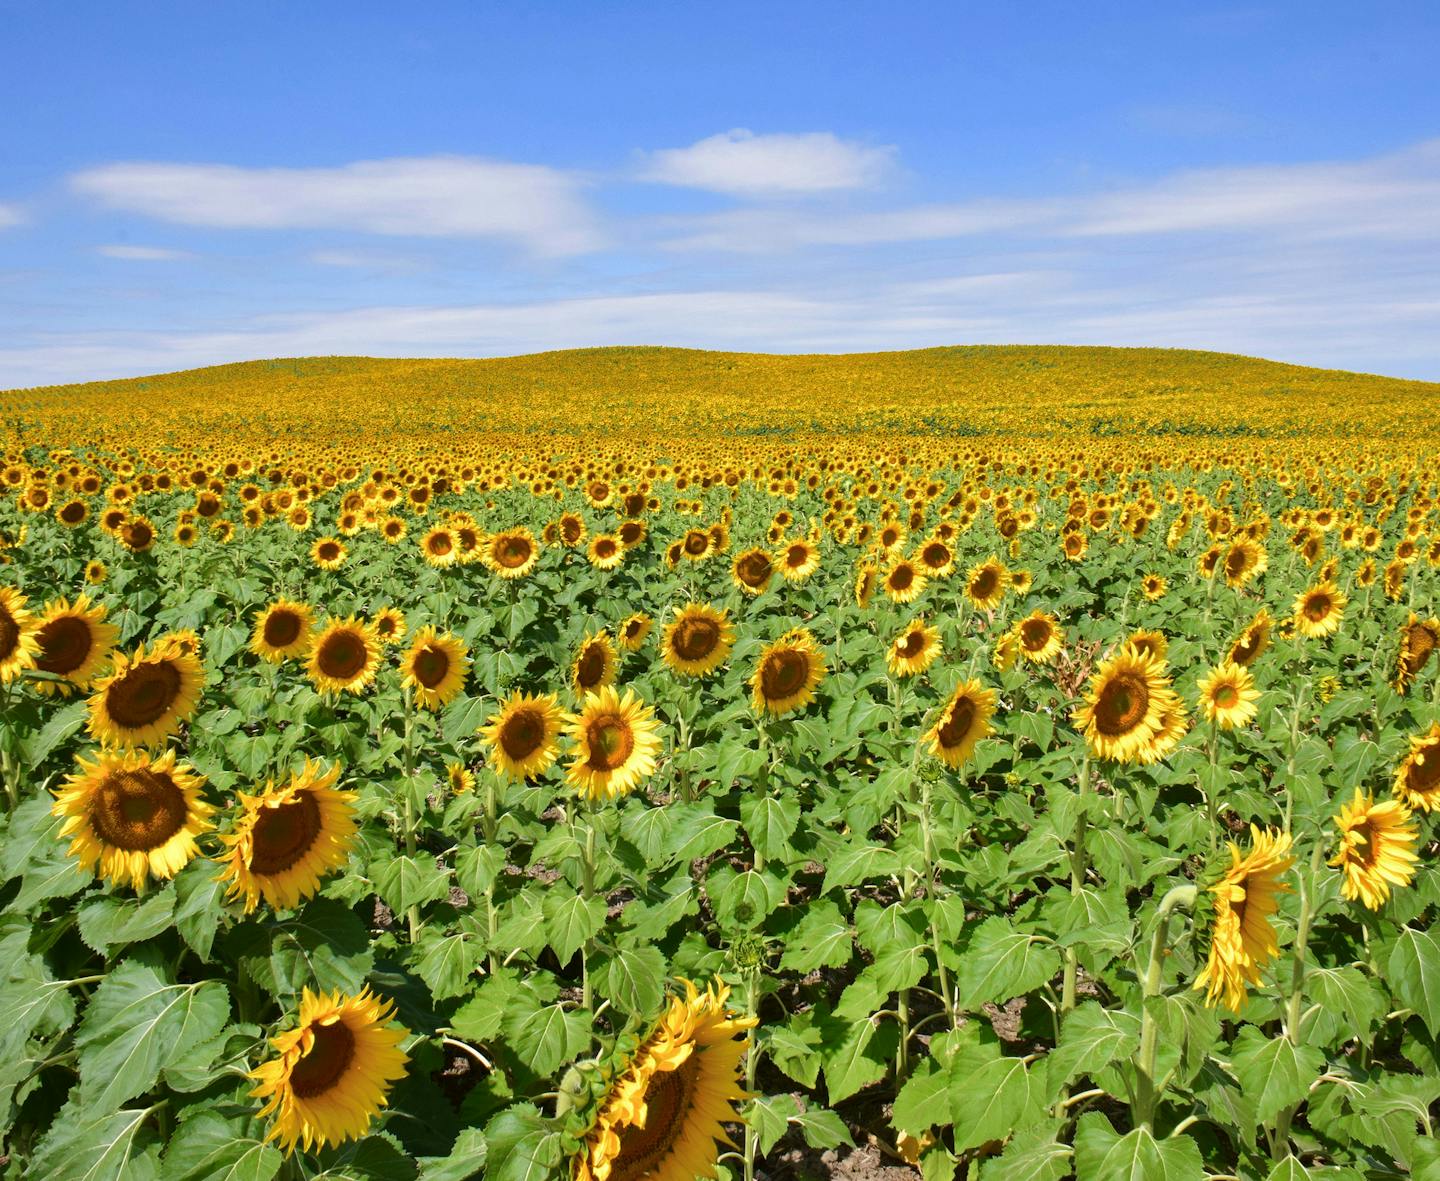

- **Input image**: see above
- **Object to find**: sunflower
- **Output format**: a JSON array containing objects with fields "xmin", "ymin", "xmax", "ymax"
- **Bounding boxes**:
[
  {"xmin": 446, "ymin": 762, "xmax": 475, "ymax": 795},
  {"xmin": 1293, "ymin": 580, "xmax": 1346, "ymax": 639},
  {"xmin": 573, "ymin": 631, "xmax": 618, "ymax": 696},
  {"xmin": 992, "ymin": 629, "xmax": 1020, "ymax": 672},
  {"xmin": 750, "ymin": 629, "xmax": 827, "ymax": 716},
  {"xmin": 251, "ymin": 599, "xmax": 314, "ymax": 663},
  {"xmin": 883, "ymin": 559, "xmax": 926, "ymax": 604},
  {"xmin": 372, "ymin": 607, "xmax": 407, "ymax": 647},
  {"xmin": 1196, "ymin": 544, "xmax": 1221, "ymax": 579},
  {"xmin": 217, "ymin": 760, "xmax": 359, "ymax": 913},
  {"xmin": 484, "ymin": 527, "xmax": 540, "ymax": 579},
  {"xmin": 250, "ymin": 986, "xmax": 409, "ymax": 1155},
  {"xmin": 918, "ymin": 681, "xmax": 992, "ymax": 769},
  {"xmin": 1062, "ymin": 531, "xmax": 1088, "ymax": 562},
  {"xmin": 680, "ymin": 529, "xmax": 712, "ymax": 562},
  {"xmin": 916, "ymin": 537, "xmax": 956, "ymax": 578},
  {"xmin": 617, "ymin": 613, "xmax": 653, "ymax": 653},
  {"xmin": 119, "ymin": 515, "xmax": 157, "ymax": 553},
  {"xmin": 777, "ymin": 539, "xmax": 820, "ymax": 583},
  {"xmin": 311, "ymin": 537, "xmax": 347, "ymax": 570},
  {"xmin": 887, "ymin": 620, "xmax": 941, "ymax": 678},
  {"xmin": 1125, "ymin": 629, "xmax": 1169, "ymax": 664},
  {"xmin": 566, "ymin": 686, "xmax": 662, "ymax": 802},
  {"xmin": 0, "ymin": 585, "xmax": 39, "ymax": 684},
  {"xmin": 31, "ymin": 594, "xmax": 117, "ymax": 696},
  {"xmin": 1222, "ymin": 537, "xmax": 1268, "ymax": 588},
  {"xmin": 573, "ymin": 979, "xmax": 756, "ymax": 1181},
  {"xmin": 965, "ymin": 557, "xmax": 1009, "ymax": 611},
  {"xmin": 401, "ymin": 626, "xmax": 470, "ymax": 710},
  {"xmin": 558, "ymin": 512, "xmax": 587, "ymax": 548},
  {"xmin": 589, "ymin": 534, "xmax": 625, "ymax": 571},
  {"xmin": 1194, "ymin": 826, "xmax": 1294, "ymax": 1013},
  {"xmin": 854, "ymin": 563, "xmax": 877, "ymax": 608},
  {"xmin": 1393, "ymin": 614, "xmax": 1440, "ymax": 694},
  {"xmin": 88, "ymin": 639, "xmax": 204, "ymax": 749},
  {"xmin": 52, "ymin": 749, "xmax": 214, "ymax": 890},
  {"xmin": 1393, "ymin": 723, "xmax": 1440, "ymax": 812},
  {"xmin": 84, "ymin": 559, "xmax": 108, "ymax": 585},
  {"xmin": 1227, "ymin": 608, "xmax": 1273, "ymax": 668},
  {"xmin": 1140, "ymin": 573, "xmax": 1168, "ymax": 601},
  {"xmin": 731, "ymin": 548, "xmax": 774, "ymax": 596},
  {"xmin": 1072, "ymin": 647, "xmax": 1177, "ymax": 764},
  {"xmin": 307, "ymin": 617, "xmax": 381, "ymax": 696},
  {"xmin": 421, "ymin": 526, "xmax": 458, "ymax": 568},
  {"xmin": 1013, "ymin": 610, "xmax": 1063, "ymax": 665},
  {"xmin": 480, "ymin": 691, "xmax": 567, "ymax": 781},
  {"xmin": 661, "ymin": 603, "xmax": 735, "ymax": 678},
  {"xmin": 1329, "ymin": 790, "xmax": 1418, "ymax": 910},
  {"xmin": 1196, "ymin": 661, "xmax": 1260, "ymax": 730}
]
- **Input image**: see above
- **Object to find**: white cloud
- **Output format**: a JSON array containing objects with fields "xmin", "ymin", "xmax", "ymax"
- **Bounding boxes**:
[
  {"xmin": 639, "ymin": 129, "xmax": 895, "ymax": 195},
  {"xmin": 0, "ymin": 204, "xmax": 25, "ymax": 229},
  {"xmin": 71, "ymin": 156, "xmax": 601, "ymax": 255},
  {"xmin": 96, "ymin": 244, "xmax": 192, "ymax": 261}
]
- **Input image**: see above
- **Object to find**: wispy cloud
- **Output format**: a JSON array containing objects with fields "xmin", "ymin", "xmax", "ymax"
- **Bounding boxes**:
[
  {"xmin": 71, "ymin": 156, "xmax": 602, "ymax": 255},
  {"xmin": 0, "ymin": 204, "xmax": 25, "ymax": 229},
  {"xmin": 638, "ymin": 129, "xmax": 896, "ymax": 195},
  {"xmin": 96, "ymin": 244, "xmax": 193, "ymax": 261}
]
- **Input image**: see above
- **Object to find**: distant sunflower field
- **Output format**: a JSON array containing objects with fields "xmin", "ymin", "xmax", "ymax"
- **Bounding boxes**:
[{"xmin": 1, "ymin": 346, "xmax": 1439, "ymax": 1181}]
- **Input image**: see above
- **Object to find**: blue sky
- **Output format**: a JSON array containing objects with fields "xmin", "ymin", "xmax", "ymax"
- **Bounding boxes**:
[{"xmin": 3, "ymin": 1, "xmax": 1440, "ymax": 386}]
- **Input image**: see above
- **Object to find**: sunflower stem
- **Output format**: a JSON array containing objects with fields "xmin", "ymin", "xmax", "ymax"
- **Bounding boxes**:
[
  {"xmin": 1054, "ymin": 751, "xmax": 1091, "ymax": 1120},
  {"xmin": 1132, "ymin": 885, "xmax": 1197, "ymax": 1132},
  {"xmin": 401, "ymin": 688, "xmax": 420, "ymax": 943},
  {"xmin": 1206, "ymin": 717, "xmax": 1221, "ymax": 859},
  {"xmin": 1271, "ymin": 840, "xmax": 1325, "ymax": 1158},
  {"xmin": 579, "ymin": 801, "xmax": 598, "ymax": 1013},
  {"xmin": 743, "ymin": 972, "xmax": 762, "ymax": 1181}
]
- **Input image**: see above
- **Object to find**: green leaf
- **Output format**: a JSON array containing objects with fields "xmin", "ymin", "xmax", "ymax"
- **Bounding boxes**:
[
  {"xmin": 417, "ymin": 1127, "xmax": 487, "ymax": 1181},
  {"xmin": 1388, "ymin": 926, "xmax": 1440, "ymax": 1038},
  {"xmin": 1264, "ymin": 1157, "xmax": 1309, "ymax": 1181},
  {"xmin": 237, "ymin": 899, "xmax": 375, "ymax": 1000},
  {"xmin": 75, "ymin": 953, "xmax": 230, "ymax": 1112},
  {"xmin": 542, "ymin": 891, "xmax": 605, "ymax": 965},
  {"xmin": 949, "ymin": 1056, "xmax": 1045, "ymax": 1156},
  {"xmin": 746, "ymin": 1093, "xmax": 797, "ymax": 1155},
  {"xmin": 740, "ymin": 792, "xmax": 800, "ymax": 861},
  {"xmin": 77, "ymin": 890, "xmax": 177, "ymax": 956},
  {"xmin": 892, "ymin": 1055, "xmax": 950, "ymax": 1136},
  {"xmin": 454, "ymin": 845, "xmax": 505, "ymax": 898},
  {"xmin": 1073, "ymin": 1112, "xmax": 1203, "ymax": 1181},
  {"xmin": 978, "ymin": 1123, "xmax": 1071, "ymax": 1181},
  {"xmin": 954, "ymin": 917, "xmax": 1061, "ymax": 1008},
  {"xmin": 821, "ymin": 1015, "xmax": 897, "ymax": 1104},
  {"xmin": 29, "ymin": 1098, "xmax": 160, "ymax": 1181},
  {"xmin": 0, "ymin": 956, "xmax": 78, "ymax": 1055},
  {"xmin": 1228, "ymin": 1025, "xmax": 1325, "ymax": 1126},
  {"xmin": 790, "ymin": 1105, "xmax": 853, "ymax": 1150},
  {"xmin": 375, "ymin": 854, "xmax": 451, "ymax": 915},
  {"xmin": 21, "ymin": 699, "xmax": 89, "ymax": 765},
  {"xmin": 441, "ymin": 695, "xmax": 491, "ymax": 745},
  {"xmin": 597, "ymin": 945, "xmax": 667, "ymax": 1017},
  {"xmin": 483, "ymin": 1105, "xmax": 565, "ymax": 1181},
  {"xmin": 173, "ymin": 858, "xmax": 227, "ymax": 961},
  {"xmin": 664, "ymin": 803, "xmax": 740, "ymax": 864},
  {"xmin": 415, "ymin": 930, "xmax": 479, "ymax": 1001},
  {"xmin": 502, "ymin": 1003, "xmax": 590, "ymax": 1076},
  {"xmin": 160, "ymin": 1111, "xmax": 282, "ymax": 1181},
  {"xmin": 714, "ymin": 868, "xmax": 785, "ymax": 929},
  {"xmin": 1048, "ymin": 1003, "xmax": 1141, "ymax": 1090},
  {"xmin": 779, "ymin": 901, "xmax": 853, "ymax": 973},
  {"xmin": 7, "ymin": 844, "xmax": 90, "ymax": 911},
  {"xmin": 821, "ymin": 840, "xmax": 901, "ymax": 896}
]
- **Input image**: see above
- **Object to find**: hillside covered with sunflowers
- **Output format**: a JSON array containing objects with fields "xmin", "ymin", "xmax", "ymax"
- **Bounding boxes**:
[{"xmin": 1, "ymin": 344, "xmax": 1439, "ymax": 1181}]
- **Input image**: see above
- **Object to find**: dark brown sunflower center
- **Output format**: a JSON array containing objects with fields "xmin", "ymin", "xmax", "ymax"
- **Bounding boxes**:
[
  {"xmin": 317, "ymin": 542, "xmax": 341, "ymax": 561},
  {"xmin": 1094, "ymin": 674, "xmax": 1150, "ymax": 737},
  {"xmin": 938, "ymin": 698, "xmax": 976, "ymax": 748},
  {"xmin": 288, "ymin": 1019, "xmax": 356, "ymax": 1099},
  {"xmin": 585, "ymin": 717, "xmax": 635, "ymax": 771},
  {"xmin": 60, "ymin": 501, "xmax": 87, "ymax": 524},
  {"xmin": 970, "ymin": 569, "xmax": 999, "ymax": 600},
  {"xmin": 125, "ymin": 521, "xmax": 154, "ymax": 549},
  {"xmin": 412, "ymin": 645, "xmax": 450, "ymax": 689},
  {"xmin": 0, "ymin": 607, "xmax": 18, "ymax": 661},
  {"xmin": 105, "ymin": 659, "xmax": 182, "ymax": 729},
  {"xmin": 1406, "ymin": 625, "xmax": 1435, "ymax": 669},
  {"xmin": 619, "ymin": 523, "xmax": 642, "ymax": 545},
  {"xmin": 595, "ymin": 538, "xmax": 618, "ymax": 559},
  {"xmin": 888, "ymin": 565, "xmax": 914, "ymax": 591},
  {"xmin": 1349, "ymin": 820, "xmax": 1381, "ymax": 871},
  {"xmin": 317, "ymin": 632, "xmax": 368, "ymax": 681},
  {"xmin": 91, "ymin": 769, "xmax": 187, "ymax": 851},
  {"xmin": 1020, "ymin": 619, "xmax": 1051, "ymax": 651},
  {"xmin": 760, "ymin": 650, "xmax": 809, "ymax": 700},
  {"xmin": 496, "ymin": 537, "xmax": 533, "ymax": 567},
  {"xmin": 785, "ymin": 544, "xmax": 810, "ymax": 569},
  {"xmin": 248, "ymin": 791, "xmax": 323, "ymax": 875},
  {"xmin": 737, "ymin": 554, "xmax": 771, "ymax": 586},
  {"xmin": 898, "ymin": 630, "xmax": 926, "ymax": 659},
  {"xmin": 263, "ymin": 610, "xmax": 303, "ymax": 649},
  {"xmin": 671, "ymin": 618, "xmax": 720, "ymax": 662},
  {"xmin": 881, "ymin": 528, "xmax": 900, "ymax": 547},
  {"xmin": 611, "ymin": 1053, "xmax": 702, "ymax": 1181},
  {"xmin": 428, "ymin": 533, "xmax": 453, "ymax": 555},
  {"xmin": 561, "ymin": 518, "xmax": 584, "ymax": 543},
  {"xmin": 576, "ymin": 645, "xmax": 607, "ymax": 689},
  {"xmin": 1303, "ymin": 594, "xmax": 1332, "ymax": 621},
  {"xmin": 500, "ymin": 709, "xmax": 546, "ymax": 760},
  {"xmin": 684, "ymin": 532, "xmax": 709, "ymax": 555},
  {"xmin": 36, "ymin": 615, "xmax": 94, "ymax": 675},
  {"xmin": 1225, "ymin": 548, "xmax": 1248, "ymax": 577},
  {"xmin": 623, "ymin": 619, "xmax": 645, "ymax": 641},
  {"xmin": 1407, "ymin": 742, "xmax": 1440, "ymax": 794},
  {"xmin": 922, "ymin": 542, "xmax": 949, "ymax": 568}
]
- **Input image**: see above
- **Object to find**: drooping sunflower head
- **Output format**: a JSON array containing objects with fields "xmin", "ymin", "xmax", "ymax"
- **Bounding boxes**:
[
  {"xmin": 750, "ymin": 629, "xmax": 827, "ymax": 717},
  {"xmin": 372, "ymin": 607, "xmax": 408, "ymax": 647},
  {"xmin": 1227, "ymin": 608, "xmax": 1273, "ymax": 668},
  {"xmin": 0, "ymin": 585, "xmax": 39, "ymax": 684},
  {"xmin": 251, "ymin": 599, "xmax": 314, "ymax": 664},
  {"xmin": 52, "ymin": 748, "xmax": 214, "ymax": 891},
  {"xmin": 31, "ymin": 594, "xmax": 117, "ymax": 696},
  {"xmin": 1393, "ymin": 614, "xmax": 1440, "ymax": 694},
  {"xmin": 618, "ymin": 612, "xmax": 653, "ymax": 652},
  {"xmin": 1072, "ymin": 646, "xmax": 1176, "ymax": 764},
  {"xmin": 573, "ymin": 979, "xmax": 757, "ymax": 1181},
  {"xmin": 1329, "ymin": 789, "xmax": 1418, "ymax": 910},
  {"xmin": 993, "ymin": 629, "xmax": 1020, "ymax": 672},
  {"xmin": 1196, "ymin": 661, "xmax": 1260, "ymax": 731},
  {"xmin": 886, "ymin": 620, "xmax": 941, "ymax": 679},
  {"xmin": 218, "ymin": 759, "xmax": 359, "ymax": 913},
  {"xmin": 854, "ymin": 562, "xmax": 877, "ymax": 608},
  {"xmin": 484, "ymin": 527, "xmax": 540, "ymax": 579},
  {"xmin": 731, "ymin": 548, "xmax": 774, "ymax": 596},
  {"xmin": 572, "ymin": 631, "xmax": 618, "ymax": 696},
  {"xmin": 965, "ymin": 557, "xmax": 1009, "ymax": 611},
  {"xmin": 401, "ymin": 625, "xmax": 470, "ymax": 710},
  {"xmin": 306, "ymin": 617, "xmax": 381, "ymax": 696},
  {"xmin": 88, "ymin": 638, "xmax": 204, "ymax": 749},
  {"xmin": 480, "ymin": 690, "xmax": 567, "ymax": 782},
  {"xmin": 250, "ymin": 986, "xmax": 410, "ymax": 1155},
  {"xmin": 661, "ymin": 603, "xmax": 735, "ymax": 678},
  {"xmin": 565, "ymin": 686, "xmax": 662, "ymax": 802},
  {"xmin": 1194, "ymin": 825, "xmax": 1295, "ymax": 1013},
  {"xmin": 883, "ymin": 559, "xmax": 927, "ymax": 604},
  {"xmin": 1293, "ymin": 580, "xmax": 1347, "ymax": 639},
  {"xmin": 925, "ymin": 679, "xmax": 997, "ymax": 769},
  {"xmin": 1014, "ymin": 610, "xmax": 1063, "ymax": 665},
  {"xmin": 1394, "ymin": 723, "xmax": 1440, "ymax": 812}
]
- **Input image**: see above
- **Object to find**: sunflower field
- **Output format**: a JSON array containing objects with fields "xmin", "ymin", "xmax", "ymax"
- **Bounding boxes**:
[{"xmin": 1, "ymin": 346, "xmax": 1439, "ymax": 1181}]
